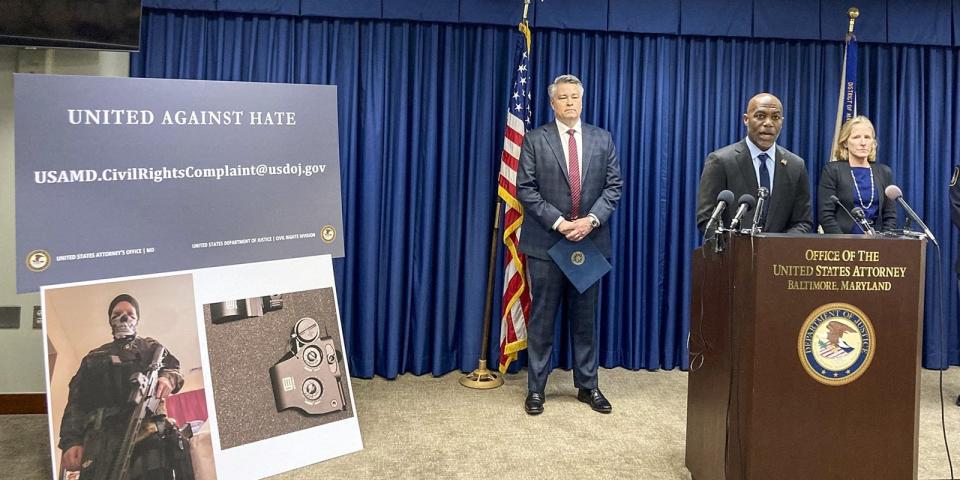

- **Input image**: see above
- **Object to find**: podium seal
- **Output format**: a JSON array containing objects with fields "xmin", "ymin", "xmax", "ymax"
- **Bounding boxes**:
[{"xmin": 798, "ymin": 302, "xmax": 875, "ymax": 386}]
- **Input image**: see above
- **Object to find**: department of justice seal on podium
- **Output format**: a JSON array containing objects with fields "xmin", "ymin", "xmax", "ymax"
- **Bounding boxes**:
[{"xmin": 798, "ymin": 302, "xmax": 876, "ymax": 386}]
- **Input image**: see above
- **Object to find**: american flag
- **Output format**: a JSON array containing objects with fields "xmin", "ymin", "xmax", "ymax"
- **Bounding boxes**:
[{"xmin": 498, "ymin": 22, "xmax": 533, "ymax": 373}]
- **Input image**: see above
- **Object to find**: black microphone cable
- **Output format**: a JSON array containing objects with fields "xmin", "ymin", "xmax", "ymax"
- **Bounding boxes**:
[
  {"xmin": 933, "ymin": 243, "xmax": 955, "ymax": 478},
  {"xmin": 693, "ymin": 229, "xmax": 743, "ymax": 479},
  {"xmin": 692, "ymin": 230, "xmax": 738, "ymax": 476},
  {"xmin": 690, "ymin": 247, "xmax": 713, "ymax": 374},
  {"xmin": 891, "ymin": 186, "xmax": 953, "ymax": 477}
]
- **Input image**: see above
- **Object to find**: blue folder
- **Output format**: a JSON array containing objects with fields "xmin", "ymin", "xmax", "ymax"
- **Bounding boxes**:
[{"xmin": 547, "ymin": 237, "xmax": 612, "ymax": 294}]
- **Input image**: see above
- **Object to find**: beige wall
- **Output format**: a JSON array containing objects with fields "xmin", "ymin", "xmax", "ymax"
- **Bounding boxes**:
[{"xmin": 0, "ymin": 47, "xmax": 130, "ymax": 393}]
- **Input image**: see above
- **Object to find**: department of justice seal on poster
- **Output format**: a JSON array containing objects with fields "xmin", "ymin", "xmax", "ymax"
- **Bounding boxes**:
[
  {"xmin": 320, "ymin": 225, "xmax": 336, "ymax": 243},
  {"xmin": 798, "ymin": 302, "xmax": 875, "ymax": 386},
  {"xmin": 26, "ymin": 249, "xmax": 50, "ymax": 272}
]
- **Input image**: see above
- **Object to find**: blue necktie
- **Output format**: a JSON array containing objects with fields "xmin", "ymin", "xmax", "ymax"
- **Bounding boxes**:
[{"xmin": 758, "ymin": 152, "xmax": 771, "ymax": 191}]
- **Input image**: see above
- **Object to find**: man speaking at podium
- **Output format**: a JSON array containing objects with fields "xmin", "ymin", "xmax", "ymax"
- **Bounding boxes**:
[
  {"xmin": 516, "ymin": 74, "xmax": 622, "ymax": 415},
  {"xmin": 696, "ymin": 93, "xmax": 813, "ymax": 234}
]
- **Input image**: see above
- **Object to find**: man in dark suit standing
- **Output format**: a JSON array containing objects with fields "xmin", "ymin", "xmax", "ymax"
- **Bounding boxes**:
[
  {"xmin": 696, "ymin": 93, "xmax": 813, "ymax": 234},
  {"xmin": 949, "ymin": 166, "xmax": 960, "ymax": 406},
  {"xmin": 516, "ymin": 74, "xmax": 622, "ymax": 415}
]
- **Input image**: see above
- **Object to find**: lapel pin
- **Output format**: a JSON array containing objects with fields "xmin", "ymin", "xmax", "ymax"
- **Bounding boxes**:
[{"xmin": 780, "ymin": 159, "xmax": 787, "ymax": 166}]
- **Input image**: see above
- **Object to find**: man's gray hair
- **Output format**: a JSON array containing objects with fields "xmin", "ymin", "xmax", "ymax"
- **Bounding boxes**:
[{"xmin": 548, "ymin": 74, "xmax": 584, "ymax": 99}]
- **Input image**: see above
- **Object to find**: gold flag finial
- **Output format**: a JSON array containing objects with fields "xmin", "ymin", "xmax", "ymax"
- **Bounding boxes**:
[
  {"xmin": 847, "ymin": 7, "xmax": 860, "ymax": 34},
  {"xmin": 519, "ymin": 0, "xmax": 533, "ymax": 52}
]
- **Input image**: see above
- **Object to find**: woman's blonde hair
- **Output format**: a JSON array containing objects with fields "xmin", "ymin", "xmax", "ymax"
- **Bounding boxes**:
[{"xmin": 833, "ymin": 115, "xmax": 877, "ymax": 162}]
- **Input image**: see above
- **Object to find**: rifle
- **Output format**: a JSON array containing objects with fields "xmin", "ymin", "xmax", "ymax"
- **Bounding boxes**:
[{"xmin": 104, "ymin": 344, "xmax": 166, "ymax": 480}]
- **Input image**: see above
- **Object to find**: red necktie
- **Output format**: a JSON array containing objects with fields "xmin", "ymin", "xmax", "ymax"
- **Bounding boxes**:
[{"xmin": 567, "ymin": 128, "xmax": 580, "ymax": 219}]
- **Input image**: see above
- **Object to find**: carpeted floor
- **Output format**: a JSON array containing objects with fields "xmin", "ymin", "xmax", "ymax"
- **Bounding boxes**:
[{"xmin": 4, "ymin": 367, "xmax": 959, "ymax": 479}]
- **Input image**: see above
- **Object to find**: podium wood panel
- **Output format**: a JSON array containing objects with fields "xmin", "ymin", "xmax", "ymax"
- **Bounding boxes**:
[{"xmin": 686, "ymin": 233, "xmax": 924, "ymax": 480}]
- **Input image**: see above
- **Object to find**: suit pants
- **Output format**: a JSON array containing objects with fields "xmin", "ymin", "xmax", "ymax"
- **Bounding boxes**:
[{"xmin": 526, "ymin": 256, "xmax": 600, "ymax": 393}]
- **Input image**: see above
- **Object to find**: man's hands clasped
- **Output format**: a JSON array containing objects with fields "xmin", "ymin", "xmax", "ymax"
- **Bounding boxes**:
[{"xmin": 558, "ymin": 217, "xmax": 595, "ymax": 242}]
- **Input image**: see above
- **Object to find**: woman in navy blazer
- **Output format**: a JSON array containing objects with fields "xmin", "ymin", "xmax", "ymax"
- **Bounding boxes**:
[{"xmin": 818, "ymin": 116, "xmax": 898, "ymax": 234}]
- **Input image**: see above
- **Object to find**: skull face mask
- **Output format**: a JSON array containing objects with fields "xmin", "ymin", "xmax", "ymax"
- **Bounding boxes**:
[
  {"xmin": 107, "ymin": 294, "xmax": 140, "ymax": 339},
  {"xmin": 109, "ymin": 301, "xmax": 139, "ymax": 339}
]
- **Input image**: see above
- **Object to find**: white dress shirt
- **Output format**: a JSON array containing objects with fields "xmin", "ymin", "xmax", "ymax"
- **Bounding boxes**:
[
  {"xmin": 745, "ymin": 136, "xmax": 776, "ymax": 196},
  {"xmin": 551, "ymin": 118, "xmax": 599, "ymax": 229},
  {"xmin": 556, "ymin": 117, "xmax": 583, "ymax": 187}
]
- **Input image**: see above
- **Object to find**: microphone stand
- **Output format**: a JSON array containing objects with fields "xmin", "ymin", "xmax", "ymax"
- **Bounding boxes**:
[
  {"xmin": 751, "ymin": 187, "xmax": 769, "ymax": 236},
  {"xmin": 851, "ymin": 208, "xmax": 877, "ymax": 236},
  {"xmin": 712, "ymin": 225, "xmax": 728, "ymax": 254},
  {"xmin": 829, "ymin": 195, "xmax": 875, "ymax": 235}
]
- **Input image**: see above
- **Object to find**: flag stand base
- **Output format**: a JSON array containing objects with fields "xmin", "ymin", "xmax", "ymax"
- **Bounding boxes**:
[
  {"xmin": 460, "ymin": 198, "xmax": 506, "ymax": 391},
  {"xmin": 459, "ymin": 360, "xmax": 504, "ymax": 389}
]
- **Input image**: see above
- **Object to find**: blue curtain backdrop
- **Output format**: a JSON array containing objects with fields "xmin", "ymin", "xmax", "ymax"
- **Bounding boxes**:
[{"xmin": 133, "ymin": 9, "xmax": 960, "ymax": 378}]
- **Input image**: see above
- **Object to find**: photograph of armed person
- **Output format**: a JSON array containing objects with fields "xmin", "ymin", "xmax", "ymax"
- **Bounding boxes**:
[{"xmin": 42, "ymin": 274, "xmax": 214, "ymax": 480}]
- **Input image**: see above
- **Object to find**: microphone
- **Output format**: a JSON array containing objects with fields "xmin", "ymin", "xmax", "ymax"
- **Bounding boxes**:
[
  {"xmin": 829, "ymin": 195, "xmax": 873, "ymax": 235},
  {"xmin": 705, "ymin": 190, "xmax": 735, "ymax": 234},
  {"xmin": 729, "ymin": 194, "xmax": 757, "ymax": 231},
  {"xmin": 850, "ymin": 207, "xmax": 877, "ymax": 235},
  {"xmin": 885, "ymin": 185, "xmax": 937, "ymax": 245},
  {"xmin": 751, "ymin": 187, "xmax": 769, "ymax": 233}
]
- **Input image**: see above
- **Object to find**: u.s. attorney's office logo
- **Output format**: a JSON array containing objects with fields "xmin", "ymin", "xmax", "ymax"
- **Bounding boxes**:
[
  {"xmin": 26, "ymin": 249, "xmax": 51, "ymax": 272},
  {"xmin": 798, "ymin": 303, "xmax": 875, "ymax": 386},
  {"xmin": 570, "ymin": 251, "xmax": 585, "ymax": 266}
]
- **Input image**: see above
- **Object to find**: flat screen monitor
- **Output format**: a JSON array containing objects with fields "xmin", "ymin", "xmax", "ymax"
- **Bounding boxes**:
[{"xmin": 0, "ymin": 0, "xmax": 142, "ymax": 51}]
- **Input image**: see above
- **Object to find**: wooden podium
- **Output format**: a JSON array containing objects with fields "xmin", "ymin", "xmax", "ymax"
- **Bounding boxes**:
[{"xmin": 686, "ymin": 233, "xmax": 926, "ymax": 480}]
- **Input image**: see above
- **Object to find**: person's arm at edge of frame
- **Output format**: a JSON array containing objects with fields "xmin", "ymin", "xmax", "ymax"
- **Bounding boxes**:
[
  {"xmin": 817, "ymin": 163, "xmax": 842, "ymax": 234},
  {"xmin": 879, "ymin": 164, "xmax": 898, "ymax": 232},
  {"xmin": 585, "ymin": 130, "xmax": 623, "ymax": 226},
  {"xmin": 695, "ymin": 152, "xmax": 725, "ymax": 236},
  {"xmin": 786, "ymin": 158, "xmax": 814, "ymax": 233}
]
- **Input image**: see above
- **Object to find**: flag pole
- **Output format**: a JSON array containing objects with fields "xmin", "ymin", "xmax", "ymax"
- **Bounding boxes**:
[
  {"xmin": 460, "ymin": 0, "xmax": 534, "ymax": 389},
  {"xmin": 459, "ymin": 199, "xmax": 506, "ymax": 389},
  {"xmin": 829, "ymin": 7, "xmax": 860, "ymax": 162}
]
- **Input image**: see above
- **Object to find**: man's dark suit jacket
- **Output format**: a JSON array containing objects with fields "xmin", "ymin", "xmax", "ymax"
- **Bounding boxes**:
[
  {"xmin": 517, "ymin": 122, "xmax": 623, "ymax": 258},
  {"xmin": 817, "ymin": 160, "xmax": 897, "ymax": 234},
  {"xmin": 949, "ymin": 166, "xmax": 960, "ymax": 274},
  {"xmin": 696, "ymin": 139, "xmax": 813, "ymax": 234}
]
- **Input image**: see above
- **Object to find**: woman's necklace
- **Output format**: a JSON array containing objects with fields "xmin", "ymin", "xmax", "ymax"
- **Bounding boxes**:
[{"xmin": 850, "ymin": 165, "xmax": 875, "ymax": 209}]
